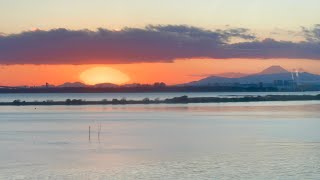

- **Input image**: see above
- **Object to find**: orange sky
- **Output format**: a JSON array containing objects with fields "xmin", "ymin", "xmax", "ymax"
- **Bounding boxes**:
[
  {"xmin": 0, "ymin": 59, "xmax": 319, "ymax": 86},
  {"xmin": 1, "ymin": 1, "xmax": 320, "ymax": 87}
]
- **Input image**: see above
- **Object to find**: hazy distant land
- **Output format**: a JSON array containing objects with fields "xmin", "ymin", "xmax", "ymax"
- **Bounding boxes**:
[
  {"xmin": 1, "ymin": 66, "xmax": 320, "ymax": 93},
  {"xmin": 1, "ymin": 94, "xmax": 319, "ymax": 106}
]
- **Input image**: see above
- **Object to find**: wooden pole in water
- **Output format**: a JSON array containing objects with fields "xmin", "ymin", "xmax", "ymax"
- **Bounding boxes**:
[
  {"xmin": 89, "ymin": 126, "xmax": 91, "ymax": 142},
  {"xmin": 98, "ymin": 123, "xmax": 101, "ymax": 143}
]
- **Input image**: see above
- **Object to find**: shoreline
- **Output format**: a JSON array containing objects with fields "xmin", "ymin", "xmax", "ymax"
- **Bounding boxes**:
[{"xmin": 1, "ymin": 95, "xmax": 320, "ymax": 106}]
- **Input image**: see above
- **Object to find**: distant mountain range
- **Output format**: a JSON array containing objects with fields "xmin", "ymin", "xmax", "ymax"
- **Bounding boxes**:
[
  {"xmin": 58, "ymin": 82, "xmax": 119, "ymax": 88},
  {"xmin": 184, "ymin": 66, "xmax": 320, "ymax": 87},
  {"xmin": 58, "ymin": 82, "xmax": 88, "ymax": 88},
  {"xmin": 23, "ymin": 65, "xmax": 320, "ymax": 88},
  {"xmin": 259, "ymin": 65, "xmax": 289, "ymax": 75},
  {"xmin": 193, "ymin": 72, "xmax": 248, "ymax": 78},
  {"xmin": 213, "ymin": 72, "xmax": 249, "ymax": 78},
  {"xmin": 56, "ymin": 82, "xmax": 158, "ymax": 88},
  {"xmin": 191, "ymin": 66, "xmax": 290, "ymax": 79},
  {"xmin": 2, "ymin": 65, "xmax": 320, "ymax": 92}
]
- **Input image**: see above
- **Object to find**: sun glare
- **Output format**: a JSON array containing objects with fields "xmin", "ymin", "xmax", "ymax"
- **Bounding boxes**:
[{"xmin": 80, "ymin": 67, "xmax": 130, "ymax": 85}]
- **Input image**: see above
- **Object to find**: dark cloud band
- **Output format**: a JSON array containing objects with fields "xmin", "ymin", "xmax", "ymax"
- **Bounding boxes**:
[{"xmin": 0, "ymin": 25, "xmax": 319, "ymax": 64}]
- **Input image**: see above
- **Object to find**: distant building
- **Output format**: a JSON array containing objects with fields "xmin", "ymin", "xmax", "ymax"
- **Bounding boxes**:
[
  {"xmin": 273, "ymin": 80, "xmax": 284, "ymax": 86},
  {"xmin": 273, "ymin": 80, "xmax": 296, "ymax": 91}
]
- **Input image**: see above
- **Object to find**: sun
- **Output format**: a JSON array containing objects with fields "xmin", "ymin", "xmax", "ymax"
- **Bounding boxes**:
[{"xmin": 80, "ymin": 67, "xmax": 130, "ymax": 85}]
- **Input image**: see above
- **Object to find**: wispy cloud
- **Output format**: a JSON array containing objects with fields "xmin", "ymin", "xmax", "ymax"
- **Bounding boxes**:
[
  {"xmin": 302, "ymin": 24, "xmax": 320, "ymax": 42},
  {"xmin": 0, "ymin": 25, "xmax": 319, "ymax": 64}
]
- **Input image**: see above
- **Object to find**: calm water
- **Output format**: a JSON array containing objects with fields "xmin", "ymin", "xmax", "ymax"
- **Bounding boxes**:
[{"xmin": 0, "ymin": 93, "xmax": 320, "ymax": 179}]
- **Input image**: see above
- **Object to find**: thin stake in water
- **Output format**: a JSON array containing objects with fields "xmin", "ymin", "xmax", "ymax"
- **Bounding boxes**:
[
  {"xmin": 89, "ymin": 125, "xmax": 91, "ymax": 142},
  {"xmin": 98, "ymin": 123, "xmax": 102, "ymax": 143}
]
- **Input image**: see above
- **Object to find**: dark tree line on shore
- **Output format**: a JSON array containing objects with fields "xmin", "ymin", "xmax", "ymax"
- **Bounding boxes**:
[{"xmin": 3, "ymin": 94, "xmax": 320, "ymax": 106}]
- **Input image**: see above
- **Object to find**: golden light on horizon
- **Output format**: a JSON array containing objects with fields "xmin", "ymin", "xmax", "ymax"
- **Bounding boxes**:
[{"xmin": 80, "ymin": 67, "xmax": 130, "ymax": 85}]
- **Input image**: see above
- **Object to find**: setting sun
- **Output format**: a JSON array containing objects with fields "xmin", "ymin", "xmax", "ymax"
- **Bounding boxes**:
[{"xmin": 80, "ymin": 67, "xmax": 130, "ymax": 85}]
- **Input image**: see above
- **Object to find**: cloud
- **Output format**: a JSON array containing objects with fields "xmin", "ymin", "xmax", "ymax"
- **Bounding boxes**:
[
  {"xmin": 270, "ymin": 28, "xmax": 303, "ymax": 37},
  {"xmin": 0, "ymin": 25, "xmax": 319, "ymax": 64},
  {"xmin": 224, "ymin": 38, "xmax": 320, "ymax": 59},
  {"xmin": 302, "ymin": 24, "xmax": 320, "ymax": 42}
]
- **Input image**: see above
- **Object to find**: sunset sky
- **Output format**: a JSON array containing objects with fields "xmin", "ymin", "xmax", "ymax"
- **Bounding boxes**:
[{"xmin": 1, "ymin": 0, "xmax": 320, "ymax": 86}]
